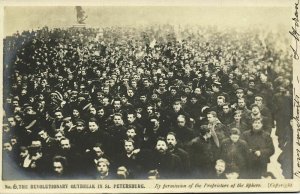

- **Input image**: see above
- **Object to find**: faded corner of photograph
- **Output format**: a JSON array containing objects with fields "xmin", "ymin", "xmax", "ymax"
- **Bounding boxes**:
[{"xmin": 2, "ymin": 5, "xmax": 293, "ymax": 181}]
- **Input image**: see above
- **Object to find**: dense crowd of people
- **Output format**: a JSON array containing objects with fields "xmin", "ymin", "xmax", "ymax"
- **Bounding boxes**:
[{"xmin": 2, "ymin": 25, "xmax": 293, "ymax": 179}]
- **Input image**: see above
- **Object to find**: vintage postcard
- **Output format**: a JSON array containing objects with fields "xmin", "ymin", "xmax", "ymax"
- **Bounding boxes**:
[{"xmin": 0, "ymin": 0, "xmax": 299, "ymax": 193}]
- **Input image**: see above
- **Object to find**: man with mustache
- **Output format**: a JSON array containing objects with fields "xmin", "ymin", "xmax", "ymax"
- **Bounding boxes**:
[
  {"xmin": 166, "ymin": 132, "xmax": 190, "ymax": 177},
  {"xmin": 149, "ymin": 137, "xmax": 181, "ymax": 179}
]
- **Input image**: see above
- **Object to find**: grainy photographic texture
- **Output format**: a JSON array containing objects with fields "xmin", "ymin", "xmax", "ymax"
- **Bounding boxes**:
[{"xmin": 1, "ymin": 1, "xmax": 299, "ymax": 193}]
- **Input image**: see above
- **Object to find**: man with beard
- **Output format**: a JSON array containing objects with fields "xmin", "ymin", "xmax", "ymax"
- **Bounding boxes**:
[
  {"xmin": 57, "ymin": 138, "xmax": 82, "ymax": 176},
  {"xmin": 241, "ymin": 118, "xmax": 274, "ymax": 179},
  {"xmin": 171, "ymin": 115, "xmax": 195, "ymax": 148},
  {"xmin": 235, "ymin": 98, "xmax": 251, "ymax": 117},
  {"xmin": 149, "ymin": 137, "xmax": 181, "ymax": 179},
  {"xmin": 166, "ymin": 132, "xmax": 190, "ymax": 177},
  {"xmin": 165, "ymin": 99, "xmax": 191, "ymax": 129}
]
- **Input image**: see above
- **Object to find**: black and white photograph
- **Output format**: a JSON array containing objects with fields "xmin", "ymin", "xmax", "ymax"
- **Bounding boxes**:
[{"xmin": 1, "ymin": 0, "xmax": 299, "ymax": 193}]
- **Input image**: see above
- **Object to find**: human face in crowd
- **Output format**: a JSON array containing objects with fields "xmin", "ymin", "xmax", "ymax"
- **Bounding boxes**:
[
  {"xmin": 126, "ymin": 128, "xmax": 137, "ymax": 138},
  {"xmin": 121, "ymin": 96, "xmax": 128, "ymax": 104},
  {"xmin": 12, "ymin": 100, "xmax": 19, "ymax": 107},
  {"xmin": 173, "ymin": 102, "xmax": 181, "ymax": 112},
  {"xmin": 217, "ymin": 98, "xmax": 225, "ymax": 106},
  {"xmin": 88, "ymin": 121, "xmax": 99, "ymax": 132},
  {"xmin": 177, "ymin": 117, "xmax": 186, "ymax": 127},
  {"xmin": 97, "ymin": 109, "xmax": 105, "ymax": 117},
  {"xmin": 76, "ymin": 124, "xmax": 85, "ymax": 132},
  {"xmin": 114, "ymin": 101, "xmax": 121, "ymax": 110},
  {"xmin": 61, "ymin": 139, "xmax": 71, "ymax": 150},
  {"xmin": 103, "ymin": 87, "xmax": 109, "ymax": 94},
  {"xmin": 251, "ymin": 106, "xmax": 260, "ymax": 115},
  {"xmin": 249, "ymin": 81, "xmax": 255, "ymax": 88},
  {"xmin": 127, "ymin": 114, "xmax": 135, "ymax": 124},
  {"xmin": 151, "ymin": 93, "xmax": 158, "ymax": 100},
  {"xmin": 97, "ymin": 162, "xmax": 109, "ymax": 175},
  {"xmin": 127, "ymin": 89, "xmax": 134, "ymax": 97},
  {"xmin": 124, "ymin": 141, "xmax": 134, "ymax": 154},
  {"xmin": 38, "ymin": 130, "xmax": 48, "ymax": 140},
  {"xmin": 236, "ymin": 91, "xmax": 244, "ymax": 99},
  {"xmin": 156, "ymin": 140, "xmax": 168, "ymax": 154},
  {"xmin": 207, "ymin": 114, "xmax": 215, "ymax": 124},
  {"xmin": 170, "ymin": 89, "xmax": 177, "ymax": 96},
  {"xmin": 64, "ymin": 119, "xmax": 73, "ymax": 129},
  {"xmin": 8, "ymin": 117, "xmax": 16, "ymax": 127},
  {"xmin": 54, "ymin": 111, "xmax": 63, "ymax": 121},
  {"xmin": 143, "ymin": 80, "xmax": 150, "ymax": 87},
  {"xmin": 252, "ymin": 120, "xmax": 263, "ymax": 131},
  {"xmin": 53, "ymin": 162, "xmax": 64, "ymax": 175},
  {"xmin": 223, "ymin": 105, "xmax": 230, "ymax": 114},
  {"xmin": 147, "ymin": 106, "xmax": 154, "ymax": 115},
  {"xmin": 139, "ymin": 95, "xmax": 147, "ymax": 103},
  {"xmin": 102, "ymin": 98, "xmax": 110, "ymax": 106},
  {"xmin": 234, "ymin": 113, "xmax": 241, "ymax": 122},
  {"xmin": 167, "ymin": 72, "xmax": 173, "ymax": 78},
  {"xmin": 89, "ymin": 107, "xmax": 97, "ymax": 115},
  {"xmin": 93, "ymin": 147, "xmax": 104, "ymax": 158},
  {"xmin": 215, "ymin": 160, "xmax": 226, "ymax": 175},
  {"xmin": 194, "ymin": 88, "xmax": 201, "ymax": 95},
  {"xmin": 190, "ymin": 97, "xmax": 197, "ymax": 104},
  {"xmin": 31, "ymin": 140, "xmax": 42, "ymax": 147},
  {"xmin": 20, "ymin": 148, "xmax": 29, "ymax": 158},
  {"xmin": 230, "ymin": 134, "xmax": 240, "ymax": 143},
  {"xmin": 3, "ymin": 143, "xmax": 12, "ymax": 152},
  {"xmin": 113, "ymin": 115, "xmax": 123, "ymax": 126},
  {"xmin": 166, "ymin": 134, "xmax": 177, "ymax": 150},
  {"xmin": 237, "ymin": 99, "xmax": 246, "ymax": 109},
  {"xmin": 55, "ymin": 132, "xmax": 64, "ymax": 141},
  {"xmin": 73, "ymin": 109, "xmax": 80, "ymax": 118},
  {"xmin": 254, "ymin": 97, "xmax": 263, "ymax": 106},
  {"xmin": 131, "ymin": 81, "xmax": 138, "ymax": 88}
]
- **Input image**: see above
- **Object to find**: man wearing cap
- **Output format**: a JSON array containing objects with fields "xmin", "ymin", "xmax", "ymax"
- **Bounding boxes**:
[
  {"xmin": 219, "ymin": 128, "xmax": 249, "ymax": 178},
  {"xmin": 68, "ymin": 119, "xmax": 88, "ymax": 154},
  {"xmin": 241, "ymin": 118, "xmax": 275, "ymax": 179}
]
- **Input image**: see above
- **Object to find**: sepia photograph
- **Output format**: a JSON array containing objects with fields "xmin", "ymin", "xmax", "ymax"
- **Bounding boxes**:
[{"xmin": 0, "ymin": 0, "xmax": 299, "ymax": 193}]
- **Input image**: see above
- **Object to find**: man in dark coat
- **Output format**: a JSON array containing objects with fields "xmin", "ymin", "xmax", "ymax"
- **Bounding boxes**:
[
  {"xmin": 116, "ymin": 139, "xmax": 144, "ymax": 178},
  {"xmin": 171, "ymin": 115, "xmax": 195, "ymax": 148},
  {"xmin": 149, "ymin": 137, "xmax": 182, "ymax": 179},
  {"xmin": 241, "ymin": 118, "xmax": 275, "ymax": 179},
  {"xmin": 166, "ymin": 132, "xmax": 190, "ymax": 177},
  {"xmin": 219, "ymin": 128, "xmax": 249, "ymax": 178},
  {"xmin": 187, "ymin": 125, "xmax": 219, "ymax": 178}
]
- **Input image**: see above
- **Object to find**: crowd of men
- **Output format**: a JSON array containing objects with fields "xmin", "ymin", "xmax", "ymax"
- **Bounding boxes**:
[{"xmin": 3, "ymin": 25, "xmax": 293, "ymax": 179}]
